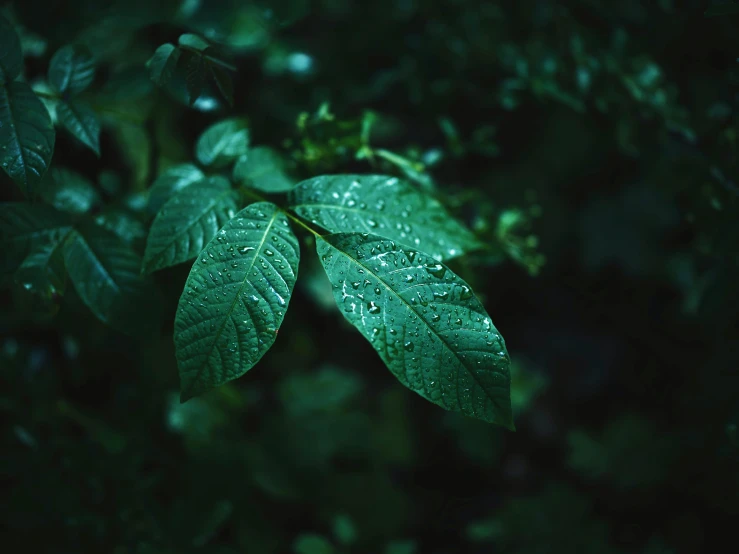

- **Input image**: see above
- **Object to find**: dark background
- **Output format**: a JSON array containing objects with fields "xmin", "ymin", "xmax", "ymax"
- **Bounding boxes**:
[{"xmin": 1, "ymin": 1, "xmax": 738, "ymax": 553}]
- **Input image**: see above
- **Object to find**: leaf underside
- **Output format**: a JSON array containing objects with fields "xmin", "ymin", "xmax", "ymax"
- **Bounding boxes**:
[
  {"xmin": 175, "ymin": 202, "xmax": 300, "ymax": 401},
  {"xmin": 317, "ymin": 232, "xmax": 513, "ymax": 428},
  {"xmin": 290, "ymin": 174, "xmax": 482, "ymax": 261}
]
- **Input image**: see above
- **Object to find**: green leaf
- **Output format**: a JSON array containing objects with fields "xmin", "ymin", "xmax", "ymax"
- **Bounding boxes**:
[
  {"xmin": 0, "ymin": 202, "xmax": 72, "ymax": 277},
  {"xmin": 14, "ymin": 238, "xmax": 68, "ymax": 303},
  {"xmin": 56, "ymin": 100, "xmax": 100, "ymax": 156},
  {"xmin": 195, "ymin": 117, "xmax": 249, "ymax": 168},
  {"xmin": 143, "ymin": 177, "xmax": 238, "ymax": 273},
  {"xmin": 175, "ymin": 202, "xmax": 300, "ymax": 401},
  {"xmin": 178, "ymin": 33, "xmax": 211, "ymax": 53},
  {"xmin": 39, "ymin": 167, "xmax": 100, "ymax": 214},
  {"xmin": 147, "ymin": 43, "xmax": 181, "ymax": 86},
  {"xmin": 290, "ymin": 174, "xmax": 482, "ymax": 261},
  {"xmin": 233, "ymin": 147, "xmax": 295, "ymax": 193},
  {"xmin": 293, "ymin": 534, "xmax": 335, "ymax": 554},
  {"xmin": 47, "ymin": 45, "xmax": 95, "ymax": 96},
  {"xmin": 64, "ymin": 225, "xmax": 158, "ymax": 335},
  {"xmin": 185, "ymin": 53, "xmax": 207, "ymax": 106},
  {"xmin": 0, "ymin": 15, "xmax": 23, "ymax": 84},
  {"xmin": 147, "ymin": 163, "xmax": 205, "ymax": 214},
  {"xmin": 316, "ymin": 233, "xmax": 513, "ymax": 428},
  {"xmin": 0, "ymin": 81, "xmax": 56, "ymax": 194},
  {"xmin": 210, "ymin": 64, "xmax": 234, "ymax": 107}
]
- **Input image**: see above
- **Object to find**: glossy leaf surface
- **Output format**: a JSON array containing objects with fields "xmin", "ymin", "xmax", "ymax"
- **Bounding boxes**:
[
  {"xmin": 290, "ymin": 174, "xmax": 482, "ymax": 261},
  {"xmin": 143, "ymin": 177, "xmax": 238, "ymax": 273},
  {"xmin": 317, "ymin": 233, "xmax": 513, "ymax": 428},
  {"xmin": 175, "ymin": 202, "xmax": 300, "ymax": 401},
  {"xmin": 48, "ymin": 45, "xmax": 95, "ymax": 95},
  {"xmin": 0, "ymin": 81, "xmax": 55, "ymax": 193},
  {"xmin": 147, "ymin": 163, "xmax": 205, "ymax": 214}
]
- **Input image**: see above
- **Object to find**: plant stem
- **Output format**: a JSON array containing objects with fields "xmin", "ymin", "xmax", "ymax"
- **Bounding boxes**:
[{"xmin": 239, "ymin": 187, "xmax": 323, "ymax": 238}]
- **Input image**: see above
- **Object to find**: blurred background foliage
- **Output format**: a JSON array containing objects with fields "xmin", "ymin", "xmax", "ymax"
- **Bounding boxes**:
[{"xmin": 1, "ymin": 0, "xmax": 738, "ymax": 552}]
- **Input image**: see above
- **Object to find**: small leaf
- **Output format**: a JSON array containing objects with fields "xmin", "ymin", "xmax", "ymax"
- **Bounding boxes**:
[
  {"xmin": 293, "ymin": 534, "xmax": 335, "ymax": 554},
  {"xmin": 56, "ymin": 99, "xmax": 100, "ymax": 156},
  {"xmin": 195, "ymin": 117, "xmax": 249, "ymax": 168},
  {"xmin": 178, "ymin": 33, "xmax": 211, "ymax": 53},
  {"xmin": 317, "ymin": 233, "xmax": 513, "ymax": 428},
  {"xmin": 147, "ymin": 163, "xmax": 205, "ymax": 214},
  {"xmin": 233, "ymin": 147, "xmax": 294, "ymax": 193},
  {"xmin": 290, "ymin": 174, "xmax": 482, "ymax": 261},
  {"xmin": 64, "ymin": 225, "xmax": 159, "ymax": 335},
  {"xmin": 40, "ymin": 167, "xmax": 100, "ymax": 214},
  {"xmin": 143, "ymin": 177, "xmax": 238, "ymax": 273},
  {"xmin": 185, "ymin": 53, "xmax": 207, "ymax": 106},
  {"xmin": 0, "ymin": 202, "xmax": 73, "ymax": 277},
  {"xmin": 175, "ymin": 202, "xmax": 300, "ymax": 401},
  {"xmin": 47, "ymin": 45, "xmax": 95, "ymax": 95},
  {"xmin": 0, "ymin": 81, "xmax": 56, "ymax": 194},
  {"xmin": 0, "ymin": 15, "xmax": 23, "ymax": 84},
  {"xmin": 210, "ymin": 64, "xmax": 234, "ymax": 107},
  {"xmin": 13, "ymin": 239, "xmax": 68, "ymax": 309},
  {"xmin": 147, "ymin": 43, "xmax": 181, "ymax": 86}
]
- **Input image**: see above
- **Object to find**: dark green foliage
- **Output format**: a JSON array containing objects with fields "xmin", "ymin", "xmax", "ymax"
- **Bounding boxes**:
[{"xmin": 1, "ymin": 2, "xmax": 737, "ymax": 553}]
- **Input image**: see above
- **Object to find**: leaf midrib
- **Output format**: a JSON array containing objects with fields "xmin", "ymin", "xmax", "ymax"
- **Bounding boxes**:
[
  {"xmin": 2, "ymin": 83, "xmax": 32, "ymax": 187},
  {"xmin": 190, "ymin": 209, "xmax": 280, "ymax": 393},
  {"xmin": 146, "ymin": 188, "xmax": 234, "ymax": 270},
  {"xmin": 320, "ymin": 235, "xmax": 504, "ymax": 417}
]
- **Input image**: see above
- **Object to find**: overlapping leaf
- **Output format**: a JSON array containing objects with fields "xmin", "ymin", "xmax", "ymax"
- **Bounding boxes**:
[
  {"xmin": 0, "ymin": 81, "xmax": 56, "ymax": 193},
  {"xmin": 39, "ymin": 167, "xmax": 100, "ymax": 214},
  {"xmin": 64, "ymin": 225, "xmax": 158, "ymax": 335},
  {"xmin": 147, "ymin": 44, "xmax": 180, "ymax": 86},
  {"xmin": 147, "ymin": 163, "xmax": 205, "ymax": 214},
  {"xmin": 175, "ymin": 202, "xmax": 300, "ymax": 401},
  {"xmin": 233, "ymin": 147, "xmax": 294, "ymax": 193},
  {"xmin": 195, "ymin": 118, "xmax": 249, "ymax": 168},
  {"xmin": 48, "ymin": 45, "xmax": 95, "ymax": 95},
  {"xmin": 317, "ymin": 233, "xmax": 513, "ymax": 428},
  {"xmin": 290, "ymin": 174, "xmax": 482, "ymax": 261},
  {"xmin": 56, "ymin": 100, "xmax": 100, "ymax": 156},
  {"xmin": 0, "ymin": 202, "xmax": 72, "ymax": 276},
  {"xmin": 143, "ymin": 177, "xmax": 238, "ymax": 273}
]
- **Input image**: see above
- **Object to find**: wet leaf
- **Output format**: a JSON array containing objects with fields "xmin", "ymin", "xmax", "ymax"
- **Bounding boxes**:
[
  {"xmin": 0, "ymin": 81, "xmax": 56, "ymax": 194},
  {"xmin": 290, "ymin": 174, "xmax": 482, "ymax": 261},
  {"xmin": 175, "ymin": 202, "xmax": 300, "ymax": 400},
  {"xmin": 143, "ymin": 177, "xmax": 238, "ymax": 273},
  {"xmin": 317, "ymin": 233, "xmax": 513, "ymax": 428}
]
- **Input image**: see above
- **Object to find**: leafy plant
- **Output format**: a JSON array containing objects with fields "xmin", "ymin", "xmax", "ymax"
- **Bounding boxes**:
[{"xmin": 1, "ymin": 13, "xmax": 513, "ymax": 427}]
